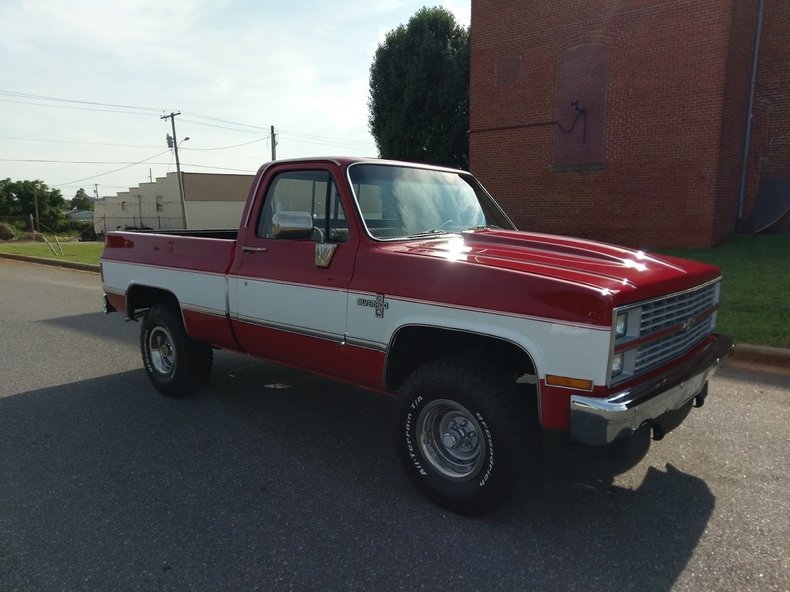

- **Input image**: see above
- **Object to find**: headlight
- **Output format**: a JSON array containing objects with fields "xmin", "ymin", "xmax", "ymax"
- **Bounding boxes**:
[
  {"xmin": 615, "ymin": 312, "xmax": 628, "ymax": 338},
  {"xmin": 611, "ymin": 352, "xmax": 624, "ymax": 377}
]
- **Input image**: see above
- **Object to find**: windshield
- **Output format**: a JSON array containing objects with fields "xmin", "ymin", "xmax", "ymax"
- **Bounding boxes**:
[{"xmin": 348, "ymin": 163, "xmax": 515, "ymax": 240}]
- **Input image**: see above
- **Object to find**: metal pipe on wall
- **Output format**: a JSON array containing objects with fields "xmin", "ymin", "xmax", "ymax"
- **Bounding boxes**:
[{"xmin": 737, "ymin": 0, "xmax": 765, "ymax": 223}]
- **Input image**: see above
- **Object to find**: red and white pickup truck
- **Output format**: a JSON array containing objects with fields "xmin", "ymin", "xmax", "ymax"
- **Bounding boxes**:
[{"xmin": 101, "ymin": 157, "xmax": 732, "ymax": 512}]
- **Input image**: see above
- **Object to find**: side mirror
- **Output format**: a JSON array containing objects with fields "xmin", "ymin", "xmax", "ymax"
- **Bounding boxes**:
[
  {"xmin": 270, "ymin": 210, "xmax": 337, "ymax": 268},
  {"xmin": 271, "ymin": 211, "xmax": 314, "ymax": 240}
]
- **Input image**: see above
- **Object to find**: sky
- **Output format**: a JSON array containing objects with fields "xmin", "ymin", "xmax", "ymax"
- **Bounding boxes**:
[{"xmin": 0, "ymin": 0, "xmax": 470, "ymax": 201}]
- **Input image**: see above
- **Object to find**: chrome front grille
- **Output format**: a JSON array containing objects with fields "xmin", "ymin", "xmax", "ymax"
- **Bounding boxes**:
[
  {"xmin": 639, "ymin": 282, "xmax": 719, "ymax": 334},
  {"xmin": 611, "ymin": 280, "xmax": 720, "ymax": 385},
  {"xmin": 634, "ymin": 316, "xmax": 714, "ymax": 374}
]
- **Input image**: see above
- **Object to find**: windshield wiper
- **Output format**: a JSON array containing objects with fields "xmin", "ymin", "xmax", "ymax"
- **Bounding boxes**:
[
  {"xmin": 466, "ymin": 224, "xmax": 502, "ymax": 231},
  {"xmin": 406, "ymin": 229, "xmax": 452, "ymax": 239}
]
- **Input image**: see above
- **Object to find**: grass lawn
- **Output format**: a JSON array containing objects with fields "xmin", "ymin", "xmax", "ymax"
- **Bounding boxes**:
[
  {"xmin": 663, "ymin": 234, "xmax": 790, "ymax": 348},
  {"xmin": 0, "ymin": 240, "xmax": 104, "ymax": 266}
]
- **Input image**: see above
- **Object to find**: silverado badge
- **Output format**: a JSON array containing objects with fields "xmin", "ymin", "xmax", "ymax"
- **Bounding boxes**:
[{"xmin": 357, "ymin": 294, "xmax": 389, "ymax": 318}]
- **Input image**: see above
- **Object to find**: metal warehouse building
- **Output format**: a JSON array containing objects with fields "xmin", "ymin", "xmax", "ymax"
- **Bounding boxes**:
[{"xmin": 94, "ymin": 172, "xmax": 254, "ymax": 234}]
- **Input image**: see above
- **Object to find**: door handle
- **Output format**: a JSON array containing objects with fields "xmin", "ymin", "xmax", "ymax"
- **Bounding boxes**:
[{"xmin": 242, "ymin": 246, "xmax": 268, "ymax": 254}]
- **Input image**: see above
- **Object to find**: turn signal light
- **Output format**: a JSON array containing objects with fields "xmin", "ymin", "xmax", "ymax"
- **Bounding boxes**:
[{"xmin": 545, "ymin": 375, "xmax": 593, "ymax": 391}]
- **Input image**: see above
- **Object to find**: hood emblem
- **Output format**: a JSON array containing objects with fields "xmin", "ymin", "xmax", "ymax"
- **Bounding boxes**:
[{"xmin": 681, "ymin": 317, "xmax": 696, "ymax": 333}]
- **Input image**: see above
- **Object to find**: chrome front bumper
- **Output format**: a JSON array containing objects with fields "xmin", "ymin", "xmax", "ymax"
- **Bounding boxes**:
[{"xmin": 569, "ymin": 334, "xmax": 733, "ymax": 446}]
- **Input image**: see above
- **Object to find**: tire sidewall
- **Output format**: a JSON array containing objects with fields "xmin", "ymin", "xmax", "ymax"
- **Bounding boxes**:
[
  {"xmin": 399, "ymin": 377, "xmax": 509, "ymax": 510},
  {"xmin": 141, "ymin": 319, "xmax": 178, "ymax": 389},
  {"xmin": 139, "ymin": 304, "xmax": 210, "ymax": 397}
]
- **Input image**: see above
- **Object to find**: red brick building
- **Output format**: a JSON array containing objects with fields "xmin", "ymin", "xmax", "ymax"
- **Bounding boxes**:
[{"xmin": 469, "ymin": 0, "xmax": 789, "ymax": 248}]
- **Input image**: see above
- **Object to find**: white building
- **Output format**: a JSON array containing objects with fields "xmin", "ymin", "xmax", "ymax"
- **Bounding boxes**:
[{"xmin": 94, "ymin": 172, "xmax": 254, "ymax": 234}]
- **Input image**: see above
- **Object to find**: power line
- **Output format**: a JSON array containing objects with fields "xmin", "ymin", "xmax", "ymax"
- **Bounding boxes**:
[
  {"xmin": 1, "ymin": 158, "xmax": 168, "ymax": 164},
  {"xmin": 178, "ymin": 117, "xmax": 266, "ymax": 135},
  {"xmin": 0, "ymin": 135, "xmax": 162, "ymax": 149},
  {"xmin": 181, "ymin": 110, "xmax": 269, "ymax": 131},
  {"xmin": 0, "ymin": 134, "xmax": 268, "ymax": 154},
  {"xmin": 179, "ymin": 163, "xmax": 255, "ymax": 173},
  {"xmin": 277, "ymin": 130, "xmax": 375, "ymax": 151},
  {"xmin": 182, "ymin": 137, "xmax": 269, "ymax": 151},
  {"xmin": 2, "ymin": 88, "xmax": 378, "ymax": 187},
  {"xmin": 1, "ymin": 89, "xmax": 375, "ymax": 148},
  {"xmin": 0, "ymin": 89, "xmax": 163, "ymax": 112},
  {"xmin": 52, "ymin": 150, "xmax": 172, "ymax": 187},
  {"xmin": 0, "ymin": 98, "xmax": 160, "ymax": 118},
  {"xmin": 277, "ymin": 134, "xmax": 375, "ymax": 151}
]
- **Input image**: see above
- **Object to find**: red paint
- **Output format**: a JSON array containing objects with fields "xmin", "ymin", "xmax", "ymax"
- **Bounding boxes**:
[
  {"xmin": 232, "ymin": 319, "xmax": 386, "ymax": 391},
  {"xmin": 102, "ymin": 232, "xmax": 235, "ymax": 274},
  {"xmin": 182, "ymin": 309, "xmax": 240, "ymax": 352},
  {"xmin": 105, "ymin": 292, "xmax": 126, "ymax": 315},
  {"xmin": 538, "ymin": 382, "xmax": 573, "ymax": 431},
  {"xmin": 102, "ymin": 157, "xmax": 725, "ymax": 436}
]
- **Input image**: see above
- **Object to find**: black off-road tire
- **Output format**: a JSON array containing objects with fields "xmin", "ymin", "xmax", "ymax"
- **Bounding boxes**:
[
  {"xmin": 397, "ymin": 357, "xmax": 539, "ymax": 514},
  {"xmin": 140, "ymin": 304, "xmax": 213, "ymax": 397}
]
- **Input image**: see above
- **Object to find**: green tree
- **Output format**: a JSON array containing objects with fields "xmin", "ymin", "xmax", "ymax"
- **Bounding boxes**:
[
  {"xmin": 70, "ymin": 187, "xmax": 94, "ymax": 211},
  {"xmin": 0, "ymin": 178, "xmax": 66, "ymax": 222},
  {"xmin": 368, "ymin": 6, "xmax": 469, "ymax": 169}
]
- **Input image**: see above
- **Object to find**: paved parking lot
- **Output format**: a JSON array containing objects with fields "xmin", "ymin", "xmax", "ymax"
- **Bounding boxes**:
[{"xmin": 1, "ymin": 259, "xmax": 788, "ymax": 591}]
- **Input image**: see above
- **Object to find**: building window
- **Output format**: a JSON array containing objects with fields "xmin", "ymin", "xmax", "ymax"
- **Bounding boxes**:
[
  {"xmin": 121, "ymin": 201, "xmax": 127, "ymax": 211},
  {"xmin": 553, "ymin": 43, "xmax": 607, "ymax": 171}
]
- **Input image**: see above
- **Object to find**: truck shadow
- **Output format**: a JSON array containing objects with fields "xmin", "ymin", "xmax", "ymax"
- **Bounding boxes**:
[
  {"xmin": 0, "ymin": 352, "xmax": 713, "ymax": 592},
  {"xmin": 39, "ymin": 310, "xmax": 139, "ymax": 346}
]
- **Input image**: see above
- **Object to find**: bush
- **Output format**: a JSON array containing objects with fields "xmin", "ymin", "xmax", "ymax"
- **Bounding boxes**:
[{"xmin": 0, "ymin": 222, "xmax": 14, "ymax": 240}]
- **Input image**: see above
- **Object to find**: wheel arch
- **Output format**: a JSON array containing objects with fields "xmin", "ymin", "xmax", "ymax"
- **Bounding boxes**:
[
  {"xmin": 384, "ymin": 324, "xmax": 540, "ymax": 393},
  {"xmin": 126, "ymin": 283, "xmax": 182, "ymax": 321}
]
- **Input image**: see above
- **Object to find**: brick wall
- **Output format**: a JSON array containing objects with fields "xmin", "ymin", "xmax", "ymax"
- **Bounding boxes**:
[
  {"xmin": 755, "ymin": 0, "xmax": 790, "ymax": 179},
  {"xmin": 469, "ymin": 0, "xmax": 784, "ymax": 248},
  {"xmin": 712, "ymin": 0, "xmax": 759, "ymax": 241}
]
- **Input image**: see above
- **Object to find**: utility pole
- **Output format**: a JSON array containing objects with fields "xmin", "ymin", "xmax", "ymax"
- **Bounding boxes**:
[
  {"xmin": 161, "ymin": 111, "xmax": 189, "ymax": 229},
  {"xmin": 32, "ymin": 186, "xmax": 40, "ymax": 233},
  {"xmin": 270, "ymin": 125, "xmax": 277, "ymax": 161},
  {"xmin": 93, "ymin": 184, "xmax": 99, "ymax": 199}
]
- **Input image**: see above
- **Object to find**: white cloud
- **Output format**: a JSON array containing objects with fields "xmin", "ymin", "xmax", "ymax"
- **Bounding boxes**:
[{"xmin": 0, "ymin": 0, "xmax": 471, "ymax": 194}]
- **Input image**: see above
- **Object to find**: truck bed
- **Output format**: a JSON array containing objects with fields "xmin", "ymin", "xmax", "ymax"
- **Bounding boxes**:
[{"xmin": 102, "ymin": 230, "xmax": 237, "ymax": 275}]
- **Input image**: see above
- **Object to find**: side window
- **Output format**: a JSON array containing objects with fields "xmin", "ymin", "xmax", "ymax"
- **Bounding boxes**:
[{"xmin": 257, "ymin": 170, "xmax": 348, "ymax": 242}]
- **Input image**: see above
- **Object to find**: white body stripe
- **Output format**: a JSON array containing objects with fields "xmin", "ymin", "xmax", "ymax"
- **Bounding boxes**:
[
  {"xmin": 102, "ymin": 261, "xmax": 226, "ymax": 315},
  {"xmin": 229, "ymin": 277, "xmax": 347, "ymax": 337},
  {"xmin": 347, "ymin": 292, "xmax": 611, "ymax": 385},
  {"xmin": 103, "ymin": 261, "xmax": 611, "ymax": 385}
]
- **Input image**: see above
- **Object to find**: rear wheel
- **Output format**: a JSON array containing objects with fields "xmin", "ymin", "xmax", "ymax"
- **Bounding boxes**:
[
  {"xmin": 397, "ymin": 357, "xmax": 538, "ymax": 514},
  {"xmin": 140, "ymin": 304, "xmax": 213, "ymax": 397}
]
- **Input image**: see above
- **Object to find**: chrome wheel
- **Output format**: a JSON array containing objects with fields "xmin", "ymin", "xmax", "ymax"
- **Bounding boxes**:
[
  {"xmin": 148, "ymin": 326, "xmax": 176, "ymax": 376},
  {"xmin": 416, "ymin": 399, "xmax": 487, "ymax": 481}
]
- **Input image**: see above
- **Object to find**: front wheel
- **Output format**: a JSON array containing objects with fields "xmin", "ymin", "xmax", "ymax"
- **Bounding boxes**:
[
  {"xmin": 140, "ymin": 304, "xmax": 213, "ymax": 397},
  {"xmin": 397, "ymin": 357, "xmax": 538, "ymax": 514}
]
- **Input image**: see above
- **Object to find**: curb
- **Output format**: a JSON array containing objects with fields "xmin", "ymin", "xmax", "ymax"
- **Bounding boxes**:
[
  {"xmin": 1, "ymin": 251, "xmax": 788, "ymax": 374},
  {"xmin": 0, "ymin": 252, "xmax": 100, "ymax": 273},
  {"xmin": 729, "ymin": 343, "xmax": 790, "ymax": 373}
]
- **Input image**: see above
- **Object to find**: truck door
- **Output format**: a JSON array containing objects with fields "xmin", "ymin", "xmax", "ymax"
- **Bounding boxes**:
[{"xmin": 229, "ymin": 166, "xmax": 357, "ymax": 377}]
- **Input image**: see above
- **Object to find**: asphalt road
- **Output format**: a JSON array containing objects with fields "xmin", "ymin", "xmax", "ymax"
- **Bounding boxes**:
[{"xmin": 1, "ymin": 259, "xmax": 788, "ymax": 592}]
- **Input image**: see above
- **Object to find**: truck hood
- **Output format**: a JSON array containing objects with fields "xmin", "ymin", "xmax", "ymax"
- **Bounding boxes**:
[{"xmin": 383, "ymin": 229, "xmax": 720, "ymax": 305}]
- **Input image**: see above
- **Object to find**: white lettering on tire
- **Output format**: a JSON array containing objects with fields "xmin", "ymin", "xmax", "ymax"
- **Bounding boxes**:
[
  {"xmin": 405, "ymin": 397, "xmax": 427, "ymax": 477},
  {"xmin": 476, "ymin": 412, "xmax": 495, "ymax": 487}
]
